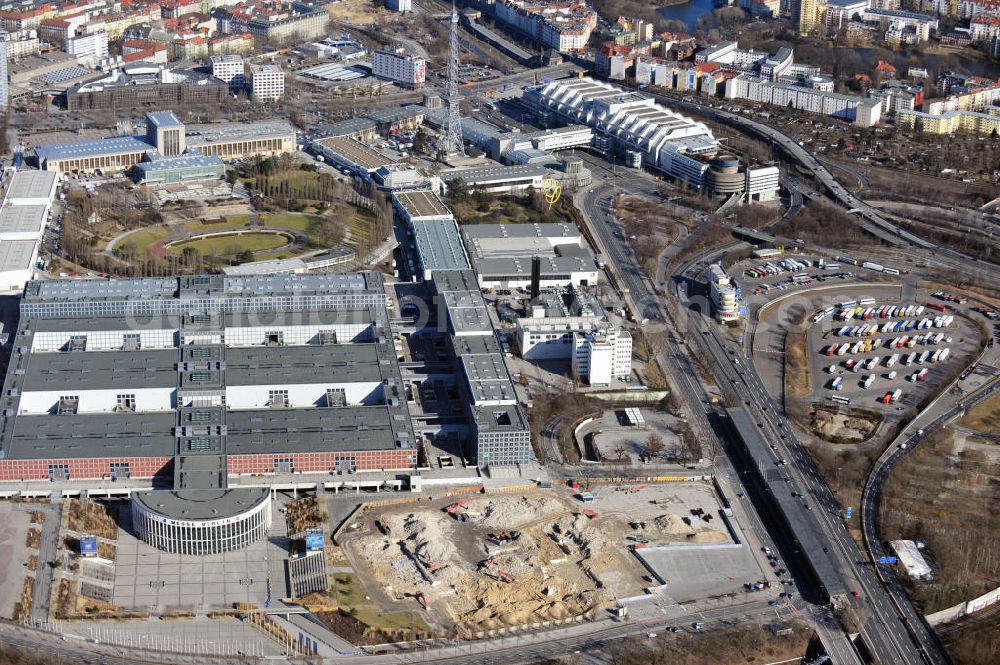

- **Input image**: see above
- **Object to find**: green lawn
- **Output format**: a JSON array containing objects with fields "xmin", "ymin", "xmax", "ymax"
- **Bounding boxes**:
[
  {"xmin": 260, "ymin": 213, "xmax": 322, "ymax": 233},
  {"xmin": 182, "ymin": 215, "xmax": 250, "ymax": 233},
  {"xmin": 119, "ymin": 226, "xmax": 170, "ymax": 253},
  {"xmin": 353, "ymin": 608, "xmax": 429, "ymax": 633},
  {"xmin": 329, "ymin": 573, "xmax": 365, "ymax": 607},
  {"xmin": 168, "ymin": 231, "xmax": 291, "ymax": 257}
]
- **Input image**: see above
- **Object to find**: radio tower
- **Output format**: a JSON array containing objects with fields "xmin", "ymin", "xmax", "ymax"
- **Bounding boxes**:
[{"xmin": 443, "ymin": 1, "xmax": 465, "ymax": 157}]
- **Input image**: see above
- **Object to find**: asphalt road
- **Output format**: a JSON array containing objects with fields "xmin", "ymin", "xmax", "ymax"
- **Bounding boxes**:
[
  {"xmin": 671, "ymin": 242, "xmax": 940, "ymax": 664},
  {"xmin": 659, "ymin": 95, "xmax": 1000, "ymax": 288}
]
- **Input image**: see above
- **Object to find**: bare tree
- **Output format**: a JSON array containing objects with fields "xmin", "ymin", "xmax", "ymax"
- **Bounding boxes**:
[{"xmin": 642, "ymin": 432, "xmax": 665, "ymax": 462}]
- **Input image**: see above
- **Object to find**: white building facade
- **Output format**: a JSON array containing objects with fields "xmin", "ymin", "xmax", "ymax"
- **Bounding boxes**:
[
  {"xmin": 571, "ymin": 327, "xmax": 631, "ymax": 385},
  {"xmin": 372, "ymin": 48, "xmax": 426, "ymax": 87},
  {"xmin": 248, "ymin": 63, "xmax": 284, "ymax": 101},
  {"xmin": 709, "ymin": 263, "xmax": 740, "ymax": 322}
]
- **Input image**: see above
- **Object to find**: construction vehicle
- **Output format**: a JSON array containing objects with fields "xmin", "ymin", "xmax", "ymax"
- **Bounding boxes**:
[
  {"xmin": 480, "ymin": 558, "xmax": 515, "ymax": 583},
  {"xmin": 414, "ymin": 591, "xmax": 428, "ymax": 610},
  {"xmin": 627, "ymin": 535, "xmax": 650, "ymax": 543},
  {"xmin": 444, "ymin": 500, "xmax": 470, "ymax": 514},
  {"xmin": 582, "ymin": 509, "xmax": 600, "ymax": 520}
]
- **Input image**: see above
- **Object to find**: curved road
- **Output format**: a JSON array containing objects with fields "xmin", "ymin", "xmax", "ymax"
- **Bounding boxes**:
[{"xmin": 659, "ymin": 95, "xmax": 1000, "ymax": 287}]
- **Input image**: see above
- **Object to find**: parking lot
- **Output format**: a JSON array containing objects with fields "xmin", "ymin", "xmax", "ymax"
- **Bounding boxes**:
[{"xmin": 805, "ymin": 297, "xmax": 980, "ymax": 412}]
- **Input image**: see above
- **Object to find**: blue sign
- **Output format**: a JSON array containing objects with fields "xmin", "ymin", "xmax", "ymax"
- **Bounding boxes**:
[
  {"xmin": 846, "ymin": 507, "xmax": 853, "ymax": 519},
  {"xmin": 305, "ymin": 528, "xmax": 325, "ymax": 551},
  {"xmin": 879, "ymin": 556, "xmax": 898, "ymax": 564},
  {"xmin": 80, "ymin": 536, "xmax": 98, "ymax": 557}
]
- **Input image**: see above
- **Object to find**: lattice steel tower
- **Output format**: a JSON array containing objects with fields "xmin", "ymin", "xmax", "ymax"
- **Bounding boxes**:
[{"xmin": 443, "ymin": 1, "xmax": 465, "ymax": 156}]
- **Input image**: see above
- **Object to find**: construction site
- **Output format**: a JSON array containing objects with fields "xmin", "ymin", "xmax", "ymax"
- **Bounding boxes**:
[{"xmin": 338, "ymin": 481, "xmax": 746, "ymax": 633}]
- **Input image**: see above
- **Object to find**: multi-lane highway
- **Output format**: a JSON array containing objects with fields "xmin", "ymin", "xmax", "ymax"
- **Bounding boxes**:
[{"xmin": 668, "ymin": 237, "xmax": 949, "ymax": 665}]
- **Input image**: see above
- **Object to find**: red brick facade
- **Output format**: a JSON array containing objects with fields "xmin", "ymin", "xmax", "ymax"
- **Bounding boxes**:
[
  {"xmin": 0, "ymin": 456, "xmax": 172, "ymax": 481},
  {"xmin": 227, "ymin": 450, "xmax": 416, "ymax": 474},
  {"xmin": 0, "ymin": 450, "xmax": 416, "ymax": 482}
]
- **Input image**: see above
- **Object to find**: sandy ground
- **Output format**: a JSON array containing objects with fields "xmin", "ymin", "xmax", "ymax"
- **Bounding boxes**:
[{"xmin": 342, "ymin": 483, "xmax": 736, "ymax": 631}]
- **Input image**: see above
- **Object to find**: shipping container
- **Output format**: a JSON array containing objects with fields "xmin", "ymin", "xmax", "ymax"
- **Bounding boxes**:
[
  {"xmin": 902, "ymin": 353, "xmax": 913, "ymax": 366},
  {"xmin": 881, "ymin": 391, "xmax": 893, "ymax": 404},
  {"xmin": 859, "ymin": 298, "xmax": 877, "ymax": 306},
  {"xmin": 926, "ymin": 301, "xmax": 946, "ymax": 313},
  {"xmin": 825, "ymin": 344, "xmax": 838, "ymax": 357},
  {"xmin": 887, "ymin": 370, "xmax": 897, "ymax": 380},
  {"xmin": 885, "ymin": 354, "xmax": 898, "ymax": 368},
  {"xmin": 891, "ymin": 389, "xmax": 902, "ymax": 403},
  {"xmin": 931, "ymin": 349, "xmax": 942, "ymax": 363},
  {"xmin": 916, "ymin": 368, "xmax": 929, "ymax": 382},
  {"xmin": 918, "ymin": 350, "xmax": 931, "ymax": 364},
  {"xmin": 831, "ymin": 377, "xmax": 843, "ymax": 391},
  {"xmin": 862, "ymin": 262, "xmax": 884, "ymax": 272},
  {"xmin": 838, "ymin": 345, "xmax": 848, "ymax": 356},
  {"xmin": 845, "ymin": 359, "xmax": 857, "ymax": 370},
  {"xmin": 883, "ymin": 268, "xmax": 900, "ymax": 276},
  {"xmin": 862, "ymin": 375, "xmax": 875, "ymax": 389},
  {"xmin": 939, "ymin": 348, "xmax": 950, "ymax": 362}
]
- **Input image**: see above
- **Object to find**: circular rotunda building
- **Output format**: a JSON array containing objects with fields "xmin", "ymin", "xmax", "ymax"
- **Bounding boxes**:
[{"xmin": 131, "ymin": 487, "xmax": 272, "ymax": 555}]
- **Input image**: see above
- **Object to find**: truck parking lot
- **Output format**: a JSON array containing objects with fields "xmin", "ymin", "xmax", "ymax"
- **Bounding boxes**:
[{"xmin": 805, "ymin": 297, "xmax": 980, "ymax": 412}]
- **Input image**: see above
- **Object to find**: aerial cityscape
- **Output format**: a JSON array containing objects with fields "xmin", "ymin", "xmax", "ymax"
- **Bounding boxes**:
[{"xmin": 0, "ymin": 0, "xmax": 995, "ymax": 663}]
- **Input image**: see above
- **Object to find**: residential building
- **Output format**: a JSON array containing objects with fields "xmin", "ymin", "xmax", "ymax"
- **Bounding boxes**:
[
  {"xmin": 0, "ymin": 32, "xmax": 7, "ymax": 109},
  {"xmin": 372, "ymin": 47, "xmax": 426, "ymax": 87},
  {"xmin": 215, "ymin": 2, "xmax": 328, "ymax": 43},
  {"xmin": 896, "ymin": 106, "xmax": 1000, "ymax": 134},
  {"xmin": 862, "ymin": 8, "xmax": 938, "ymax": 44},
  {"xmin": 3, "ymin": 28, "xmax": 40, "ymax": 59},
  {"xmin": 826, "ymin": 0, "xmax": 867, "ymax": 28},
  {"xmin": 926, "ymin": 82, "xmax": 1000, "ymax": 114},
  {"xmin": 248, "ymin": 63, "xmax": 283, "ymax": 101},
  {"xmin": 65, "ymin": 30, "xmax": 108, "ymax": 66},
  {"xmin": 494, "ymin": 0, "xmax": 597, "ymax": 52},
  {"xmin": 725, "ymin": 73, "xmax": 883, "ymax": 127},
  {"xmin": 795, "ymin": 0, "xmax": 826, "ymax": 35},
  {"xmin": 970, "ymin": 15, "xmax": 1000, "ymax": 40}
]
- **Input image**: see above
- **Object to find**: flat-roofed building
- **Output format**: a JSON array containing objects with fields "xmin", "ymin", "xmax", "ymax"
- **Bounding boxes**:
[
  {"xmin": 0, "ymin": 272, "xmax": 418, "ymax": 552},
  {"xmin": 35, "ymin": 112, "xmax": 294, "ymax": 174},
  {"xmin": 5, "ymin": 171, "xmax": 58, "ymax": 207},
  {"xmin": 0, "ymin": 239, "xmax": 38, "ymax": 291},
  {"xmin": 0, "ymin": 205, "xmax": 46, "ymax": 241},
  {"xmin": 211, "ymin": 54, "xmax": 244, "ymax": 91},
  {"xmin": 440, "ymin": 164, "xmax": 550, "ymax": 194},
  {"xmin": 132, "ymin": 154, "xmax": 225, "ymax": 185},
  {"xmin": 372, "ymin": 48, "xmax": 426, "ymax": 87},
  {"xmin": 461, "ymin": 222, "xmax": 600, "ymax": 289},
  {"xmin": 311, "ymin": 136, "xmax": 395, "ymax": 176},
  {"xmin": 248, "ymin": 63, "xmax": 284, "ymax": 101}
]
